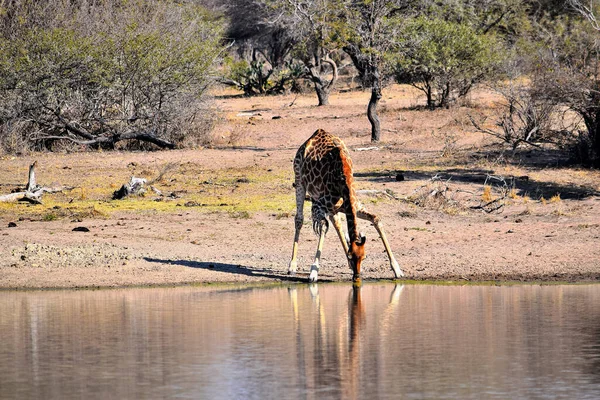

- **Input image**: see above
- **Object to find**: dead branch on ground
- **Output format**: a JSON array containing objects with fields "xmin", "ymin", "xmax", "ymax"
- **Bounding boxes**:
[
  {"xmin": 112, "ymin": 177, "xmax": 148, "ymax": 200},
  {"xmin": 0, "ymin": 161, "xmax": 73, "ymax": 204}
]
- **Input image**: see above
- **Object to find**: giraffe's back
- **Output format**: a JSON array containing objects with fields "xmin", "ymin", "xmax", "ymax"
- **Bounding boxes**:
[{"xmin": 294, "ymin": 129, "xmax": 354, "ymax": 206}]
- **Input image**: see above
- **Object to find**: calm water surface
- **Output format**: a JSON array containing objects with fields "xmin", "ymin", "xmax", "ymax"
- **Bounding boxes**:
[{"xmin": 1, "ymin": 284, "xmax": 599, "ymax": 399}]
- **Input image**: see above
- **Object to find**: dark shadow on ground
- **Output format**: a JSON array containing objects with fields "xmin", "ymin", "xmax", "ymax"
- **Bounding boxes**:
[
  {"xmin": 472, "ymin": 148, "xmax": 574, "ymax": 168},
  {"xmin": 213, "ymin": 93, "xmax": 247, "ymax": 100},
  {"xmin": 355, "ymin": 168, "xmax": 599, "ymax": 200},
  {"xmin": 143, "ymin": 257, "xmax": 326, "ymax": 282},
  {"xmin": 207, "ymin": 145, "xmax": 298, "ymax": 152}
]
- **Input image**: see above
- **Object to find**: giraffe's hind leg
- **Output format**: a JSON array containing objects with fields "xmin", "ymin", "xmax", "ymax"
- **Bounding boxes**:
[
  {"xmin": 307, "ymin": 201, "xmax": 330, "ymax": 283},
  {"xmin": 288, "ymin": 183, "xmax": 306, "ymax": 276},
  {"xmin": 308, "ymin": 220, "xmax": 327, "ymax": 283},
  {"xmin": 357, "ymin": 208, "xmax": 404, "ymax": 278}
]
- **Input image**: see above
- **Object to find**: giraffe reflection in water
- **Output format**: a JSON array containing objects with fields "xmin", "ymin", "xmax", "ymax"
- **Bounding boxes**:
[{"xmin": 288, "ymin": 283, "xmax": 404, "ymax": 399}]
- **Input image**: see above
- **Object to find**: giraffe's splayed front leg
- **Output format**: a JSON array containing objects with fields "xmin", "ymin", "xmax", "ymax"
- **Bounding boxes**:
[{"xmin": 357, "ymin": 208, "xmax": 404, "ymax": 279}]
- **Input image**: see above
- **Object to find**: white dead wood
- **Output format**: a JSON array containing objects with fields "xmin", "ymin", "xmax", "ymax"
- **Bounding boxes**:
[
  {"xmin": 0, "ymin": 161, "xmax": 72, "ymax": 204},
  {"xmin": 354, "ymin": 146, "xmax": 379, "ymax": 152},
  {"xmin": 112, "ymin": 177, "xmax": 148, "ymax": 200},
  {"xmin": 569, "ymin": 0, "xmax": 600, "ymax": 30}
]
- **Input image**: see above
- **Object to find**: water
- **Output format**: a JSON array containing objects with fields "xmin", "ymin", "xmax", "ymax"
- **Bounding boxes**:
[{"xmin": 1, "ymin": 284, "xmax": 599, "ymax": 399}]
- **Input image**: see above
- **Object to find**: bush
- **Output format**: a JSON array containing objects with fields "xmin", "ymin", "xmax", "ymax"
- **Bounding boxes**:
[
  {"xmin": 0, "ymin": 0, "xmax": 224, "ymax": 153},
  {"xmin": 469, "ymin": 81, "xmax": 557, "ymax": 151},
  {"xmin": 530, "ymin": 16, "xmax": 600, "ymax": 166},
  {"xmin": 222, "ymin": 57, "xmax": 305, "ymax": 96},
  {"xmin": 391, "ymin": 17, "xmax": 503, "ymax": 109}
]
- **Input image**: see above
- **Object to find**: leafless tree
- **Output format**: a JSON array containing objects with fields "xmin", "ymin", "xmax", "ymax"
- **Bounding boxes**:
[
  {"xmin": 470, "ymin": 81, "xmax": 556, "ymax": 151},
  {"xmin": 276, "ymin": 0, "xmax": 340, "ymax": 106},
  {"xmin": 568, "ymin": 0, "xmax": 600, "ymax": 30}
]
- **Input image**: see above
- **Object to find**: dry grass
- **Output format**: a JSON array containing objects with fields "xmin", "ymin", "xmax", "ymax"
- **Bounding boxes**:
[{"xmin": 482, "ymin": 185, "xmax": 493, "ymax": 203}]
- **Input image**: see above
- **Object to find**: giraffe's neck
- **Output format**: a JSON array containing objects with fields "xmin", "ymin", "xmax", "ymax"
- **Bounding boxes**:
[{"xmin": 340, "ymin": 149, "xmax": 360, "ymax": 243}]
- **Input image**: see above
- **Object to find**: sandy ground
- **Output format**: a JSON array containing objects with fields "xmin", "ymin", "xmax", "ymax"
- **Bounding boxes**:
[{"xmin": 1, "ymin": 84, "xmax": 599, "ymax": 289}]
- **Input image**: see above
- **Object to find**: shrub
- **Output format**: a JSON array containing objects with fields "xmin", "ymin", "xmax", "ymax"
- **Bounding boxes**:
[
  {"xmin": 222, "ymin": 57, "xmax": 305, "ymax": 96},
  {"xmin": 0, "ymin": 0, "xmax": 224, "ymax": 153},
  {"xmin": 391, "ymin": 17, "xmax": 503, "ymax": 109}
]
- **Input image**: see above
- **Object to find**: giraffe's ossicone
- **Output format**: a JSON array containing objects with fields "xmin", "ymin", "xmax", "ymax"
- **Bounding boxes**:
[{"xmin": 288, "ymin": 129, "xmax": 404, "ymax": 283}]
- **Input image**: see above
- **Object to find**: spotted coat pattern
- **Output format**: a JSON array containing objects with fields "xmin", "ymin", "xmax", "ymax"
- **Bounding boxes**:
[
  {"xmin": 293, "ymin": 129, "xmax": 361, "ymax": 242},
  {"xmin": 289, "ymin": 129, "xmax": 404, "ymax": 282}
]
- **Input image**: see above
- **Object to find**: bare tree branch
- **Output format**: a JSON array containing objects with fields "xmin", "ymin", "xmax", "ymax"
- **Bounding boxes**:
[{"xmin": 569, "ymin": 0, "xmax": 600, "ymax": 30}]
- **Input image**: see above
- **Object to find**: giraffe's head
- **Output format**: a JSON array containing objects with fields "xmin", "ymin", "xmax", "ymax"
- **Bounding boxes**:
[{"xmin": 348, "ymin": 234, "xmax": 366, "ymax": 281}]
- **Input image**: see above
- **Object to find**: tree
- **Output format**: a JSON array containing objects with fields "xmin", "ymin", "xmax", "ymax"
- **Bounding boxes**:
[
  {"xmin": 0, "ymin": 0, "xmax": 224, "ymax": 152},
  {"xmin": 223, "ymin": 0, "xmax": 296, "ymax": 69},
  {"xmin": 340, "ymin": 0, "xmax": 412, "ymax": 142},
  {"xmin": 469, "ymin": 80, "xmax": 556, "ymax": 151},
  {"xmin": 220, "ymin": 0, "xmax": 302, "ymax": 97},
  {"xmin": 270, "ymin": 0, "xmax": 341, "ymax": 106},
  {"xmin": 529, "ymin": 6, "xmax": 600, "ymax": 166},
  {"xmin": 391, "ymin": 17, "xmax": 503, "ymax": 109}
]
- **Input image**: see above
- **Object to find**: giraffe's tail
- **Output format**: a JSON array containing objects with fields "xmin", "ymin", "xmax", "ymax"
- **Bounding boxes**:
[{"xmin": 312, "ymin": 218, "xmax": 329, "ymax": 237}]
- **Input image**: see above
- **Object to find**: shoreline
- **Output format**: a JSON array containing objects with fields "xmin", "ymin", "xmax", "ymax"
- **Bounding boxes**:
[{"xmin": 2, "ymin": 277, "xmax": 600, "ymax": 293}]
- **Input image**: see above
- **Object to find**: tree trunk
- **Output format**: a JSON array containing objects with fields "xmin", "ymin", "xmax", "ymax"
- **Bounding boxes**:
[
  {"xmin": 309, "ymin": 53, "xmax": 338, "ymax": 107},
  {"xmin": 367, "ymin": 78, "xmax": 382, "ymax": 142},
  {"xmin": 426, "ymin": 83, "xmax": 434, "ymax": 110},
  {"xmin": 343, "ymin": 46, "xmax": 382, "ymax": 141},
  {"xmin": 315, "ymin": 85, "xmax": 330, "ymax": 106},
  {"xmin": 440, "ymin": 81, "xmax": 451, "ymax": 109},
  {"xmin": 25, "ymin": 161, "xmax": 37, "ymax": 191},
  {"xmin": 586, "ymin": 110, "xmax": 600, "ymax": 167}
]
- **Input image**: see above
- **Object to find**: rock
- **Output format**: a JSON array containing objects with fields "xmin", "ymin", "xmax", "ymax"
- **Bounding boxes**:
[
  {"xmin": 8, "ymin": 222, "xmax": 17, "ymax": 227},
  {"xmin": 73, "ymin": 226, "xmax": 90, "ymax": 232}
]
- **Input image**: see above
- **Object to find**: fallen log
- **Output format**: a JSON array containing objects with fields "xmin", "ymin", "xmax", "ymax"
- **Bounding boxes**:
[{"xmin": 0, "ymin": 161, "xmax": 72, "ymax": 204}]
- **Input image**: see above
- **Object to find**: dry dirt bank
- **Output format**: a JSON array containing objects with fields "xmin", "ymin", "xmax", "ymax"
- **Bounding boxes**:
[{"xmin": 1, "ymin": 85, "xmax": 599, "ymax": 289}]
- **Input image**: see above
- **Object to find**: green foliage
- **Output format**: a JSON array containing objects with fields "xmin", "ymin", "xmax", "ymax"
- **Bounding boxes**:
[
  {"xmin": 391, "ymin": 16, "xmax": 504, "ymax": 108},
  {"xmin": 0, "ymin": 0, "xmax": 224, "ymax": 153}
]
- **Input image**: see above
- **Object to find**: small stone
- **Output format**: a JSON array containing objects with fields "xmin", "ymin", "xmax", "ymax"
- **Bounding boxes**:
[
  {"xmin": 72, "ymin": 226, "xmax": 90, "ymax": 232},
  {"xmin": 8, "ymin": 222, "xmax": 17, "ymax": 228}
]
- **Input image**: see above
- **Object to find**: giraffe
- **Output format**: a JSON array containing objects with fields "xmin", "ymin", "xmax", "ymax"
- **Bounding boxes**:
[{"xmin": 288, "ymin": 129, "xmax": 404, "ymax": 282}]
